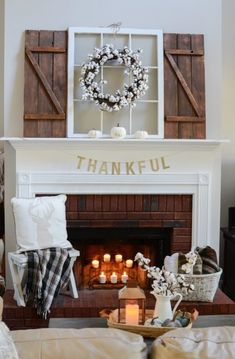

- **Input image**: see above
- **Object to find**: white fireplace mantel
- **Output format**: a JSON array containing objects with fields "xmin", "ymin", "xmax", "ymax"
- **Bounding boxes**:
[{"xmin": 5, "ymin": 137, "xmax": 228, "ymax": 152}]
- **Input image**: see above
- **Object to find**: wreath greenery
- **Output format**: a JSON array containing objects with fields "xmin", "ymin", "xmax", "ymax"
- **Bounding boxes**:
[{"xmin": 80, "ymin": 44, "xmax": 149, "ymax": 112}]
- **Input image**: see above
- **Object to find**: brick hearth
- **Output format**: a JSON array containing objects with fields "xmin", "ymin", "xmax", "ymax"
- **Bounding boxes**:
[{"xmin": 3, "ymin": 289, "xmax": 235, "ymax": 330}]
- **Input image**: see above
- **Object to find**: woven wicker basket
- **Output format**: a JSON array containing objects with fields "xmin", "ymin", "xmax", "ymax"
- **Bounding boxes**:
[{"xmin": 179, "ymin": 268, "xmax": 222, "ymax": 302}]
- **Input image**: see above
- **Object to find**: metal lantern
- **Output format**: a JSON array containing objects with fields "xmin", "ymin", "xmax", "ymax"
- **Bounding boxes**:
[{"xmin": 118, "ymin": 283, "xmax": 146, "ymax": 325}]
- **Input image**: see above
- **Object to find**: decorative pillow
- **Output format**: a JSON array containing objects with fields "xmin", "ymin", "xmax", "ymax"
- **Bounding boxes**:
[{"xmin": 11, "ymin": 195, "xmax": 72, "ymax": 252}]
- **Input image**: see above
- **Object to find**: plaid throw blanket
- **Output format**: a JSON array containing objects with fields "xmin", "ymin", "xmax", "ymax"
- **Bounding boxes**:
[{"xmin": 25, "ymin": 248, "xmax": 72, "ymax": 318}]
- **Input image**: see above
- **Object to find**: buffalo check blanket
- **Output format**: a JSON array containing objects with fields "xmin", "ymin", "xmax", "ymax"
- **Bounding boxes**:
[{"xmin": 25, "ymin": 248, "xmax": 72, "ymax": 318}]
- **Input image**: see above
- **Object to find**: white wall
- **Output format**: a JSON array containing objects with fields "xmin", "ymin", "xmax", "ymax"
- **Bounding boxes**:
[
  {"xmin": 4, "ymin": 0, "xmax": 222, "ymax": 138},
  {"xmin": 221, "ymin": 0, "xmax": 235, "ymax": 227}
]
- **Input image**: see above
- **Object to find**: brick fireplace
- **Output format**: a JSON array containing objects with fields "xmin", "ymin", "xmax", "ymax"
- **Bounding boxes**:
[
  {"xmin": 4, "ymin": 139, "xmax": 222, "ymax": 291},
  {"xmin": 66, "ymin": 194, "xmax": 192, "ymax": 289},
  {"xmin": 3, "ymin": 139, "xmax": 229, "ymax": 328}
]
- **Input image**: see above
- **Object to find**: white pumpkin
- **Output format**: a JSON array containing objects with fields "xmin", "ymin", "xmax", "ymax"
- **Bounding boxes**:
[
  {"xmin": 110, "ymin": 124, "xmax": 126, "ymax": 139},
  {"xmin": 134, "ymin": 130, "xmax": 148, "ymax": 139},
  {"xmin": 88, "ymin": 129, "xmax": 102, "ymax": 138}
]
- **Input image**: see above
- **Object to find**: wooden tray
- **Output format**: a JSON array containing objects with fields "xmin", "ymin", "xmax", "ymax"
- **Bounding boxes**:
[{"xmin": 107, "ymin": 309, "xmax": 193, "ymax": 338}]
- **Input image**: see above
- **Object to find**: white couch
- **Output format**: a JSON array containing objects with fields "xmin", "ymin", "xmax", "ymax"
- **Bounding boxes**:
[
  {"xmin": 0, "ymin": 297, "xmax": 147, "ymax": 359},
  {"xmin": 1, "ymin": 297, "xmax": 235, "ymax": 359}
]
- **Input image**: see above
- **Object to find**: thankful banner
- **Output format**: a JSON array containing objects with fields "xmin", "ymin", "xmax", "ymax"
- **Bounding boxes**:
[{"xmin": 77, "ymin": 155, "xmax": 170, "ymax": 175}]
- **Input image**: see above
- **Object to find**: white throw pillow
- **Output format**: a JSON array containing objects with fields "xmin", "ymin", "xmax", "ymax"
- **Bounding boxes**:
[{"xmin": 11, "ymin": 195, "xmax": 72, "ymax": 252}]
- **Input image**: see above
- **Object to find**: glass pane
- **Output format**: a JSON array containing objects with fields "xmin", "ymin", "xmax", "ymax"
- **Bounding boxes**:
[
  {"xmin": 102, "ymin": 67, "xmax": 127, "ymax": 94},
  {"xmin": 132, "ymin": 102, "xmax": 158, "ymax": 135},
  {"xmin": 74, "ymin": 67, "xmax": 82, "ymax": 100},
  {"xmin": 74, "ymin": 34, "xmax": 100, "ymax": 65},
  {"xmin": 131, "ymin": 35, "xmax": 157, "ymax": 67},
  {"xmin": 102, "ymin": 34, "xmax": 129, "ymax": 54},
  {"xmin": 74, "ymin": 101, "xmax": 101, "ymax": 134},
  {"xmin": 103, "ymin": 109, "xmax": 130, "ymax": 136}
]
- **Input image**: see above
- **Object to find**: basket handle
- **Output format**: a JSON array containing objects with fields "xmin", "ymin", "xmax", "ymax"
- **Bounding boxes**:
[{"xmin": 172, "ymin": 293, "xmax": 183, "ymax": 315}]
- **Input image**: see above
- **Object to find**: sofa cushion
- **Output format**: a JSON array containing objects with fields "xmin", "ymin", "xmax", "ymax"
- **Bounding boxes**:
[
  {"xmin": 11, "ymin": 327, "xmax": 147, "ymax": 359},
  {"xmin": 11, "ymin": 195, "xmax": 72, "ymax": 252},
  {"xmin": 151, "ymin": 326, "xmax": 235, "ymax": 359}
]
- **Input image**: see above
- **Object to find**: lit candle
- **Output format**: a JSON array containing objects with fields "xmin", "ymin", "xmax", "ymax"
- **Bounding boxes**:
[
  {"xmin": 115, "ymin": 254, "xmax": 123, "ymax": 263},
  {"xmin": 91, "ymin": 259, "xmax": 99, "ymax": 269},
  {"xmin": 99, "ymin": 271, "xmax": 106, "ymax": 284},
  {"xmin": 126, "ymin": 259, "xmax": 133, "ymax": 268},
  {"xmin": 110, "ymin": 272, "xmax": 118, "ymax": 284},
  {"xmin": 125, "ymin": 303, "xmax": 139, "ymax": 325},
  {"xmin": 103, "ymin": 253, "xmax": 111, "ymax": 262},
  {"xmin": 121, "ymin": 271, "xmax": 128, "ymax": 283}
]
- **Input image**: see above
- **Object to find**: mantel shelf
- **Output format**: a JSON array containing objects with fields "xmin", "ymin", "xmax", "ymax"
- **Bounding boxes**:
[{"xmin": 2, "ymin": 137, "xmax": 229, "ymax": 151}]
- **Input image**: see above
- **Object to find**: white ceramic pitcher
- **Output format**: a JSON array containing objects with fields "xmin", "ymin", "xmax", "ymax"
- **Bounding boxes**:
[{"xmin": 152, "ymin": 292, "xmax": 183, "ymax": 322}]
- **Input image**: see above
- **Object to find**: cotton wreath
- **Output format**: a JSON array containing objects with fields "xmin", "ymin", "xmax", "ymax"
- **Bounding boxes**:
[{"xmin": 80, "ymin": 44, "xmax": 149, "ymax": 112}]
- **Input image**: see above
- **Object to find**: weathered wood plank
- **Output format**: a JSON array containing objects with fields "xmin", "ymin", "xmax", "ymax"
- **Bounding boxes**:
[
  {"xmin": 38, "ymin": 31, "xmax": 54, "ymax": 136},
  {"xmin": 166, "ymin": 116, "xmax": 205, "ymax": 122},
  {"xmin": 177, "ymin": 34, "xmax": 193, "ymax": 138},
  {"xmin": 191, "ymin": 34, "xmax": 206, "ymax": 139},
  {"xmin": 29, "ymin": 46, "xmax": 66, "ymax": 53},
  {"xmin": 165, "ymin": 49, "xmax": 203, "ymax": 56},
  {"xmin": 24, "ymin": 30, "xmax": 39, "ymax": 137},
  {"xmin": 164, "ymin": 34, "xmax": 178, "ymax": 138},
  {"xmin": 52, "ymin": 31, "xmax": 67, "ymax": 137},
  {"xmin": 24, "ymin": 113, "xmax": 64, "ymax": 120}
]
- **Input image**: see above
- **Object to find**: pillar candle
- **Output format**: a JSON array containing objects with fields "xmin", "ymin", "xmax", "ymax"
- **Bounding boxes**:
[
  {"xmin": 91, "ymin": 259, "xmax": 99, "ymax": 268},
  {"xmin": 125, "ymin": 304, "xmax": 139, "ymax": 325},
  {"xmin": 126, "ymin": 259, "xmax": 133, "ymax": 268},
  {"xmin": 121, "ymin": 271, "xmax": 128, "ymax": 284},
  {"xmin": 103, "ymin": 253, "xmax": 111, "ymax": 262},
  {"xmin": 115, "ymin": 254, "xmax": 122, "ymax": 263},
  {"xmin": 110, "ymin": 272, "xmax": 118, "ymax": 284},
  {"xmin": 99, "ymin": 271, "xmax": 106, "ymax": 284}
]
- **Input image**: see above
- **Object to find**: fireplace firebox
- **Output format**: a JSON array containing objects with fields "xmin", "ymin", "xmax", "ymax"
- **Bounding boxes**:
[
  {"xmin": 68, "ymin": 226, "xmax": 172, "ymax": 289},
  {"xmin": 65, "ymin": 194, "xmax": 192, "ymax": 289}
]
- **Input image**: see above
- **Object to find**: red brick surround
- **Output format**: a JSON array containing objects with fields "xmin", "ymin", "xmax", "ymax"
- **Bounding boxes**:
[{"xmin": 65, "ymin": 194, "xmax": 192, "ymax": 253}]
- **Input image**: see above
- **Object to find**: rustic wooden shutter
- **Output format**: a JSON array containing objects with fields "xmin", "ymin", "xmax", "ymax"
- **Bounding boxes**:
[
  {"xmin": 24, "ymin": 30, "xmax": 67, "ymax": 137},
  {"xmin": 164, "ymin": 33, "xmax": 206, "ymax": 139}
]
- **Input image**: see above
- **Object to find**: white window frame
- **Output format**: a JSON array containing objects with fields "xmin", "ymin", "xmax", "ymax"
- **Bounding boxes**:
[{"xmin": 67, "ymin": 27, "xmax": 164, "ymax": 139}]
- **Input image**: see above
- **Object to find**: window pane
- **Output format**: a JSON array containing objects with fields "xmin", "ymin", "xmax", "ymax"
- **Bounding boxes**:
[
  {"xmin": 102, "ymin": 34, "xmax": 129, "ymax": 52},
  {"xmin": 132, "ymin": 102, "xmax": 158, "ymax": 135},
  {"xmin": 131, "ymin": 35, "xmax": 158, "ymax": 67},
  {"xmin": 74, "ymin": 101, "xmax": 100, "ymax": 134},
  {"xmin": 74, "ymin": 34, "xmax": 100, "ymax": 65},
  {"xmin": 103, "ymin": 109, "xmax": 130, "ymax": 136}
]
